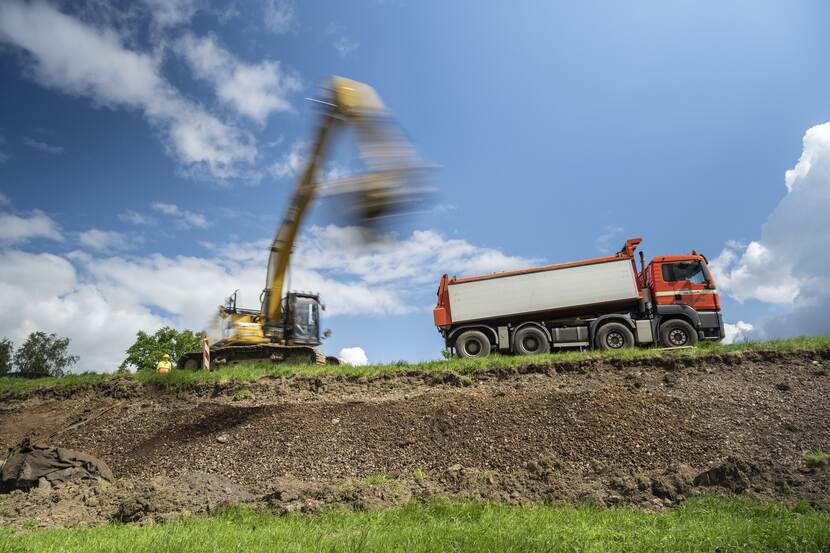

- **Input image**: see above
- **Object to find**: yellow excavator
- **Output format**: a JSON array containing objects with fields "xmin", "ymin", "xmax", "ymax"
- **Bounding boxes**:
[{"xmin": 178, "ymin": 77, "xmax": 426, "ymax": 369}]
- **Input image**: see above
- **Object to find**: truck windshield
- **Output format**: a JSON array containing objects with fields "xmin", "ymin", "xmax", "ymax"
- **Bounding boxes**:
[
  {"xmin": 290, "ymin": 297, "xmax": 320, "ymax": 342},
  {"xmin": 662, "ymin": 261, "xmax": 707, "ymax": 284}
]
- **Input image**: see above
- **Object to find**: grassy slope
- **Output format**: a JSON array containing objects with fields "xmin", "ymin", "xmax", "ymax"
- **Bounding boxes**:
[
  {"xmin": 1, "ymin": 336, "xmax": 828, "ymax": 394},
  {"xmin": 1, "ymin": 498, "xmax": 828, "ymax": 553}
]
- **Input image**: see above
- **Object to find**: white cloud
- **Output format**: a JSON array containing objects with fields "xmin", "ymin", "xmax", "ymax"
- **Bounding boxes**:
[
  {"xmin": 118, "ymin": 209, "xmax": 153, "ymax": 225},
  {"xmin": 0, "ymin": 192, "xmax": 10, "ymax": 206},
  {"xmin": 722, "ymin": 321, "xmax": 754, "ymax": 345},
  {"xmin": 264, "ymin": 0, "xmax": 295, "ymax": 34},
  {"xmin": 326, "ymin": 23, "xmax": 358, "ymax": 58},
  {"xmin": 22, "ymin": 136, "xmax": 64, "ymax": 154},
  {"xmin": 79, "ymin": 228, "xmax": 131, "ymax": 252},
  {"xmin": 176, "ymin": 33, "xmax": 301, "ymax": 123},
  {"xmin": 0, "ymin": 0, "xmax": 256, "ymax": 179},
  {"xmin": 1, "ymin": 222, "xmax": 533, "ymax": 371},
  {"xmin": 295, "ymin": 225, "xmax": 538, "ymax": 286},
  {"xmin": 338, "ymin": 346, "xmax": 368, "ymax": 366},
  {"xmin": 710, "ymin": 121, "xmax": 830, "ymax": 337},
  {"xmin": 0, "ymin": 210, "xmax": 63, "ymax": 244},
  {"xmin": 0, "ymin": 249, "xmax": 170, "ymax": 372},
  {"xmin": 142, "ymin": 0, "xmax": 200, "ymax": 28},
  {"xmin": 151, "ymin": 202, "xmax": 209, "ymax": 229},
  {"xmin": 268, "ymin": 140, "xmax": 305, "ymax": 178}
]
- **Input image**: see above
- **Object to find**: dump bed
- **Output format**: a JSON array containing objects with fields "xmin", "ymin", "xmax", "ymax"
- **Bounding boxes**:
[{"xmin": 436, "ymin": 255, "xmax": 642, "ymax": 326}]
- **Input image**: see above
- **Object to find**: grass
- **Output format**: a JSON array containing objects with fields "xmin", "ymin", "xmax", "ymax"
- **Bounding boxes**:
[
  {"xmin": 364, "ymin": 474, "xmax": 393, "ymax": 487},
  {"xmin": 0, "ymin": 497, "xmax": 828, "ymax": 553},
  {"xmin": 804, "ymin": 451, "xmax": 830, "ymax": 468},
  {"xmin": 1, "ymin": 335, "xmax": 828, "ymax": 395}
]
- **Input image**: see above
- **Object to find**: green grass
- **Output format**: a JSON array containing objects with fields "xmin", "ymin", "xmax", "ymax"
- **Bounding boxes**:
[
  {"xmin": 1, "ymin": 336, "xmax": 828, "ymax": 394},
  {"xmin": 804, "ymin": 451, "xmax": 830, "ymax": 468},
  {"xmin": 1, "ymin": 497, "xmax": 828, "ymax": 553}
]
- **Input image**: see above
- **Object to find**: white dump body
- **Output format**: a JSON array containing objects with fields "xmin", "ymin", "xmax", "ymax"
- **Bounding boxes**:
[{"xmin": 448, "ymin": 258, "xmax": 640, "ymax": 324}]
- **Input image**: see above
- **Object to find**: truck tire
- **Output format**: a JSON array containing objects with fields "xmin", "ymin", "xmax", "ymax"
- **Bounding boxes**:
[
  {"xmin": 455, "ymin": 330, "xmax": 491, "ymax": 358},
  {"xmin": 595, "ymin": 322, "xmax": 635, "ymax": 350},
  {"xmin": 513, "ymin": 326, "xmax": 550, "ymax": 356},
  {"xmin": 659, "ymin": 319, "xmax": 698, "ymax": 347}
]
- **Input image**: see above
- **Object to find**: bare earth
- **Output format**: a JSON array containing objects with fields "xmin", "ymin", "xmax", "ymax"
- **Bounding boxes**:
[{"xmin": 1, "ymin": 349, "xmax": 828, "ymax": 527}]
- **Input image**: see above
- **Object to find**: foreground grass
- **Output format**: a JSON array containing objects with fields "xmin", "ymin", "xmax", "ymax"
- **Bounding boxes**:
[
  {"xmin": 1, "ymin": 497, "xmax": 828, "ymax": 553},
  {"xmin": 2, "ymin": 335, "xmax": 828, "ymax": 394}
]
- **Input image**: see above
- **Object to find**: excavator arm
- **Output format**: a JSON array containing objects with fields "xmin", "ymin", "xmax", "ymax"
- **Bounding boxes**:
[{"xmin": 261, "ymin": 76, "xmax": 424, "ymax": 331}]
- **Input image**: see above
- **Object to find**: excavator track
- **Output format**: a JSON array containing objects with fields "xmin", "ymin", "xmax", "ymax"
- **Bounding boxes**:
[{"xmin": 178, "ymin": 344, "xmax": 328, "ymax": 370}]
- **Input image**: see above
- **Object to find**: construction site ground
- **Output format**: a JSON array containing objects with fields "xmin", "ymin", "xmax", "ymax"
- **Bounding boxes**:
[{"xmin": 0, "ymin": 345, "xmax": 829, "ymax": 529}]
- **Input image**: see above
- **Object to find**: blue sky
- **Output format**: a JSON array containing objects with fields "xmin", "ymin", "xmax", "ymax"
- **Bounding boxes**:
[{"xmin": 1, "ymin": 0, "xmax": 829, "ymax": 371}]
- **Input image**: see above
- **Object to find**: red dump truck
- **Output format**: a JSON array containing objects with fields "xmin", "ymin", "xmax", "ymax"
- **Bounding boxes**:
[{"xmin": 433, "ymin": 238, "xmax": 724, "ymax": 357}]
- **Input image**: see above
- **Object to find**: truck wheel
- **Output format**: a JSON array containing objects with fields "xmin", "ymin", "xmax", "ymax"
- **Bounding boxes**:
[
  {"xmin": 595, "ymin": 322, "xmax": 635, "ymax": 350},
  {"xmin": 513, "ymin": 326, "xmax": 550, "ymax": 356},
  {"xmin": 659, "ymin": 319, "xmax": 698, "ymax": 347},
  {"xmin": 455, "ymin": 330, "xmax": 492, "ymax": 358}
]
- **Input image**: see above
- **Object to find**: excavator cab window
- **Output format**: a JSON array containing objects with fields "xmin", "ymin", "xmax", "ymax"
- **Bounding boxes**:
[{"xmin": 289, "ymin": 295, "xmax": 320, "ymax": 344}]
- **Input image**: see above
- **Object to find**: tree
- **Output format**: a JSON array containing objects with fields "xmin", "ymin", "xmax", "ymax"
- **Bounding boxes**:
[
  {"xmin": 0, "ymin": 338, "xmax": 13, "ymax": 375},
  {"xmin": 120, "ymin": 327, "xmax": 207, "ymax": 372},
  {"xmin": 13, "ymin": 332, "xmax": 78, "ymax": 376}
]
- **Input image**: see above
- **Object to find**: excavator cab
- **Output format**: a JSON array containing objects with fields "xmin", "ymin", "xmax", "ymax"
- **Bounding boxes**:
[{"xmin": 284, "ymin": 293, "xmax": 322, "ymax": 345}]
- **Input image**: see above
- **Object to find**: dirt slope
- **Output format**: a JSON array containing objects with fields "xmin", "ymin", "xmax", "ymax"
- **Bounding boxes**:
[{"xmin": 1, "ymin": 349, "xmax": 828, "ymax": 527}]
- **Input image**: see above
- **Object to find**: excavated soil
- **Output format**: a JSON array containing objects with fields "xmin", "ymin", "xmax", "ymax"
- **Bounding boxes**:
[{"xmin": 1, "ymin": 349, "xmax": 829, "ymax": 527}]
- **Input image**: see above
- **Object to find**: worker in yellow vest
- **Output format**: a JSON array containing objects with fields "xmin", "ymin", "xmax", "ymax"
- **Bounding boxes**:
[{"xmin": 156, "ymin": 353, "xmax": 173, "ymax": 374}]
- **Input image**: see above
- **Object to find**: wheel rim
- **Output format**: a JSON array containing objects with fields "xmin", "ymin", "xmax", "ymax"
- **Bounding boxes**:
[
  {"xmin": 465, "ymin": 340, "xmax": 481, "ymax": 355},
  {"xmin": 523, "ymin": 336, "xmax": 539, "ymax": 351},
  {"xmin": 668, "ymin": 328, "xmax": 688, "ymax": 346},
  {"xmin": 606, "ymin": 331, "xmax": 625, "ymax": 349}
]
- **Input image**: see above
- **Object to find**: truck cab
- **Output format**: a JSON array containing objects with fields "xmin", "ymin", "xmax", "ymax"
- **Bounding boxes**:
[{"xmin": 643, "ymin": 254, "xmax": 724, "ymax": 341}]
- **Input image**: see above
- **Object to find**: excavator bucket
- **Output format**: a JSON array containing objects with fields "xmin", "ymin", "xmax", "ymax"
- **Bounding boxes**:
[{"xmin": 322, "ymin": 77, "xmax": 433, "ymax": 228}]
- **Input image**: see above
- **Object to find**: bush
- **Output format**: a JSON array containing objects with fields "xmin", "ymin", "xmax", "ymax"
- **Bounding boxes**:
[{"xmin": 120, "ymin": 327, "xmax": 207, "ymax": 372}]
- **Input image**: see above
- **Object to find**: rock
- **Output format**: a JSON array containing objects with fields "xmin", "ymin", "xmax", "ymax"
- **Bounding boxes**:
[
  {"xmin": 776, "ymin": 382, "xmax": 791, "ymax": 392},
  {"xmin": 216, "ymin": 435, "xmax": 229, "ymax": 444}
]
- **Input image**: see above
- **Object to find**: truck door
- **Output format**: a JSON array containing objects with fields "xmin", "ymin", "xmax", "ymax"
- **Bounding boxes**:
[{"xmin": 654, "ymin": 259, "xmax": 719, "ymax": 311}]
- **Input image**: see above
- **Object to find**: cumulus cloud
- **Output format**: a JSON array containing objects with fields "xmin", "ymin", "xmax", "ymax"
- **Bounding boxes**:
[
  {"xmin": 0, "ymin": 210, "xmax": 63, "ymax": 244},
  {"xmin": 338, "ymin": 347, "xmax": 368, "ymax": 366},
  {"xmin": 0, "ymin": 249, "xmax": 170, "ymax": 372},
  {"xmin": 710, "ymin": 121, "xmax": 830, "ymax": 338},
  {"xmin": 79, "ymin": 229, "xmax": 132, "ymax": 252},
  {"xmin": 0, "ymin": 0, "xmax": 255, "ymax": 179},
  {"xmin": 1, "ymin": 221, "xmax": 533, "ymax": 372},
  {"xmin": 177, "ymin": 33, "xmax": 301, "ymax": 123},
  {"xmin": 296, "ymin": 225, "xmax": 538, "ymax": 286},
  {"xmin": 263, "ymin": 0, "xmax": 295, "ymax": 34},
  {"xmin": 22, "ymin": 136, "xmax": 64, "ymax": 155},
  {"xmin": 722, "ymin": 321, "xmax": 754, "ymax": 345},
  {"xmin": 151, "ymin": 202, "xmax": 209, "ymax": 229}
]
